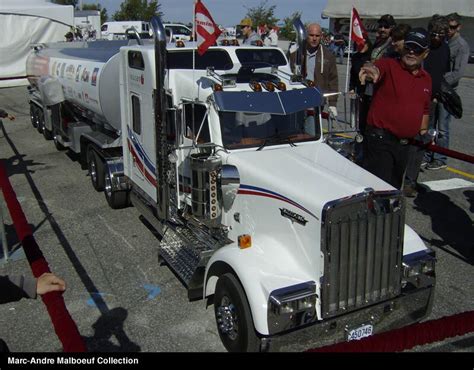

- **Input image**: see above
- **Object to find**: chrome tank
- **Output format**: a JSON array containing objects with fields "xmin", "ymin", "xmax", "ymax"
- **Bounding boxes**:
[{"xmin": 26, "ymin": 41, "xmax": 126, "ymax": 130}]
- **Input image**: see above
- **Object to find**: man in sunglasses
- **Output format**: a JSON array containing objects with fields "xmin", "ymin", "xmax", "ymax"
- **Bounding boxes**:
[
  {"xmin": 239, "ymin": 18, "xmax": 260, "ymax": 46},
  {"xmin": 371, "ymin": 14, "xmax": 396, "ymax": 62},
  {"xmin": 359, "ymin": 28, "xmax": 431, "ymax": 190}
]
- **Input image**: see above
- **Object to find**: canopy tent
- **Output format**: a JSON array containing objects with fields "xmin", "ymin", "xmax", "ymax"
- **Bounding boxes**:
[
  {"xmin": 0, "ymin": 0, "xmax": 74, "ymax": 88},
  {"xmin": 322, "ymin": 0, "xmax": 474, "ymax": 19},
  {"xmin": 322, "ymin": 0, "xmax": 474, "ymax": 55}
]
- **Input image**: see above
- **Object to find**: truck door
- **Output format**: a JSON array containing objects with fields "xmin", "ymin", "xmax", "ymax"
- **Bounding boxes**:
[{"xmin": 123, "ymin": 50, "xmax": 157, "ymax": 202}]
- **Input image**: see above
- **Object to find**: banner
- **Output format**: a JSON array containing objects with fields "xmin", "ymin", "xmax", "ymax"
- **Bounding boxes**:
[
  {"xmin": 351, "ymin": 7, "xmax": 367, "ymax": 48},
  {"xmin": 194, "ymin": 0, "xmax": 221, "ymax": 56}
]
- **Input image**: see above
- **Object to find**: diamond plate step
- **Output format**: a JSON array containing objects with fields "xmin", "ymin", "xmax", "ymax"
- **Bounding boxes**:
[{"xmin": 160, "ymin": 226, "xmax": 215, "ymax": 285}]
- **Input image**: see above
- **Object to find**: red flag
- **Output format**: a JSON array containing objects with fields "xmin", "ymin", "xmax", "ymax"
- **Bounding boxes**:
[
  {"xmin": 195, "ymin": 0, "xmax": 222, "ymax": 56},
  {"xmin": 351, "ymin": 7, "xmax": 367, "ymax": 49}
]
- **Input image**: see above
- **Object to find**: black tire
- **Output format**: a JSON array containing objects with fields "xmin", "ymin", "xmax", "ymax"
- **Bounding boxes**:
[
  {"xmin": 87, "ymin": 148, "xmax": 104, "ymax": 191},
  {"xmin": 104, "ymin": 170, "xmax": 128, "ymax": 209},
  {"xmin": 30, "ymin": 104, "xmax": 38, "ymax": 128},
  {"xmin": 36, "ymin": 109, "xmax": 44, "ymax": 134},
  {"xmin": 214, "ymin": 273, "xmax": 260, "ymax": 352},
  {"xmin": 43, "ymin": 126, "xmax": 53, "ymax": 140},
  {"xmin": 53, "ymin": 134, "xmax": 67, "ymax": 151}
]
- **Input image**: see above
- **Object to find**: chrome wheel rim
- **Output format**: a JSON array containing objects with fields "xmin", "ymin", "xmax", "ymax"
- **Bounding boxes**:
[{"xmin": 216, "ymin": 296, "xmax": 239, "ymax": 340}]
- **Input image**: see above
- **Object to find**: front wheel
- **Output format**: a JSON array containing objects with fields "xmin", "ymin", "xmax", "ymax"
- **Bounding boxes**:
[{"xmin": 214, "ymin": 273, "xmax": 260, "ymax": 352}]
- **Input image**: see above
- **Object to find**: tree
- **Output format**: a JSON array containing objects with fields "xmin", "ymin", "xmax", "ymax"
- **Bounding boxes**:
[
  {"xmin": 112, "ymin": 0, "xmax": 163, "ymax": 22},
  {"xmin": 244, "ymin": 0, "xmax": 278, "ymax": 28},
  {"xmin": 279, "ymin": 11, "xmax": 301, "ymax": 41},
  {"xmin": 82, "ymin": 4, "xmax": 108, "ymax": 24}
]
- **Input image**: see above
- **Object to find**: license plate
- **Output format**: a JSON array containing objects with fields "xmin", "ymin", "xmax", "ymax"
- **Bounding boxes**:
[{"xmin": 347, "ymin": 324, "xmax": 373, "ymax": 341}]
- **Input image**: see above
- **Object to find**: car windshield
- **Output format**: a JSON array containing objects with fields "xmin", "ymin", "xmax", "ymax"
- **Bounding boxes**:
[{"xmin": 219, "ymin": 110, "xmax": 321, "ymax": 149}]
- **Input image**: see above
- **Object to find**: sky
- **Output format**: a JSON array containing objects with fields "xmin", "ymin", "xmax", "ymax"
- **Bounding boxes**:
[{"xmin": 80, "ymin": 0, "xmax": 329, "ymax": 27}]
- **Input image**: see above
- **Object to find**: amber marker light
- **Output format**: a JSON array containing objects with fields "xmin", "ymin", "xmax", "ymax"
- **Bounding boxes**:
[
  {"xmin": 238, "ymin": 234, "xmax": 252, "ymax": 249},
  {"xmin": 250, "ymin": 81, "xmax": 262, "ymax": 92},
  {"xmin": 262, "ymin": 81, "xmax": 275, "ymax": 92},
  {"xmin": 213, "ymin": 83, "xmax": 223, "ymax": 91},
  {"xmin": 276, "ymin": 81, "xmax": 287, "ymax": 91}
]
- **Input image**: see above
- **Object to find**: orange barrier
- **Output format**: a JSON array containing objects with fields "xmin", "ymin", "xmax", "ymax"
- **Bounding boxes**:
[
  {"xmin": 0, "ymin": 160, "xmax": 86, "ymax": 352},
  {"xmin": 309, "ymin": 310, "xmax": 474, "ymax": 352}
]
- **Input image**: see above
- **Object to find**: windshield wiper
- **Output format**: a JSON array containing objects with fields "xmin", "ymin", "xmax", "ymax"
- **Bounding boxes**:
[{"xmin": 257, "ymin": 134, "xmax": 297, "ymax": 151}]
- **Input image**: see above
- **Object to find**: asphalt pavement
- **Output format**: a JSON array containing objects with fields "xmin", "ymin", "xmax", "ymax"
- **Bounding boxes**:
[{"xmin": 0, "ymin": 63, "xmax": 472, "ymax": 353}]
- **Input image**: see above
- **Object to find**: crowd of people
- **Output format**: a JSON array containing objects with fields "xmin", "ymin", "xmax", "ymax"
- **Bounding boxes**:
[{"xmin": 351, "ymin": 12, "xmax": 469, "ymax": 196}]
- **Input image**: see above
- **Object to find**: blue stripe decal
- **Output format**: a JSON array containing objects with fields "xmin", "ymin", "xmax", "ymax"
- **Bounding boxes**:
[{"xmin": 127, "ymin": 126, "xmax": 156, "ymax": 174}]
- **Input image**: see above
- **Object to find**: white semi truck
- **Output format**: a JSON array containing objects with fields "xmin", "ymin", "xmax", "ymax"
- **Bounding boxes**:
[{"xmin": 26, "ymin": 17, "xmax": 436, "ymax": 352}]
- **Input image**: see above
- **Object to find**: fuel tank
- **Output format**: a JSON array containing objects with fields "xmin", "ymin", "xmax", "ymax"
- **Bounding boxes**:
[{"xmin": 26, "ymin": 40, "xmax": 129, "ymax": 130}]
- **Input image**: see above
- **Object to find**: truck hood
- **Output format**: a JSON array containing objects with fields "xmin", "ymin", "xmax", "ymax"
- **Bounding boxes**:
[{"xmin": 226, "ymin": 142, "xmax": 392, "ymax": 219}]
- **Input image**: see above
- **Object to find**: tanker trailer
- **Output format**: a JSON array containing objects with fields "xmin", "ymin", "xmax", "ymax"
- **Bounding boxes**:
[{"xmin": 26, "ymin": 40, "xmax": 133, "ymax": 208}]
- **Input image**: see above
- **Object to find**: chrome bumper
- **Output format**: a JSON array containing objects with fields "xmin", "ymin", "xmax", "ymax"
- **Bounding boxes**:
[{"xmin": 260, "ymin": 286, "xmax": 434, "ymax": 352}]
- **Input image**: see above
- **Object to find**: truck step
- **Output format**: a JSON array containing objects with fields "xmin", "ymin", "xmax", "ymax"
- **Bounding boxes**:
[{"xmin": 159, "ymin": 226, "xmax": 215, "ymax": 286}]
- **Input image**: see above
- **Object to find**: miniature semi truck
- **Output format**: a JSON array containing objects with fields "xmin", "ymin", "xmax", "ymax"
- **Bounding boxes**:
[{"xmin": 25, "ymin": 17, "xmax": 435, "ymax": 352}]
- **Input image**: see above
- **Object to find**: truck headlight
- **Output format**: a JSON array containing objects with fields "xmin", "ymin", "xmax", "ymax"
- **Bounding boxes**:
[
  {"xmin": 402, "ymin": 250, "xmax": 436, "ymax": 289},
  {"xmin": 267, "ymin": 281, "xmax": 318, "ymax": 334}
]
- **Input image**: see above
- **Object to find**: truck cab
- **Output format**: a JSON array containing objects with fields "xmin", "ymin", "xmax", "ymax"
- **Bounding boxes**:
[{"xmin": 119, "ymin": 26, "xmax": 435, "ymax": 351}]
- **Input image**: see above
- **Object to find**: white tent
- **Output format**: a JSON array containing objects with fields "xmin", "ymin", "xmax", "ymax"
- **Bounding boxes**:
[
  {"xmin": 322, "ymin": 0, "xmax": 474, "ymax": 54},
  {"xmin": 322, "ymin": 0, "xmax": 474, "ymax": 19},
  {"xmin": 0, "ymin": 0, "xmax": 74, "ymax": 88}
]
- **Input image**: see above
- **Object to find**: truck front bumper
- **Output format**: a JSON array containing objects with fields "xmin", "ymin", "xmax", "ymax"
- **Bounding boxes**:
[{"xmin": 261, "ymin": 286, "xmax": 435, "ymax": 352}]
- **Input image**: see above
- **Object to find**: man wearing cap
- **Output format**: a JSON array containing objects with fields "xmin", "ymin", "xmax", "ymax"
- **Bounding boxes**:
[
  {"xmin": 371, "ymin": 14, "xmax": 396, "ymax": 62},
  {"xmin": 239, "ymin": 18, "xmax": 260, "ymax": 45},
  {"xmin": 359, "ymin": 28, "xmax": 432, "ymax": 190}
]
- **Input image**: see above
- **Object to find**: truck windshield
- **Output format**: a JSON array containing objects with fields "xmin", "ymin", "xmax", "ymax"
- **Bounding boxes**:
[{"xmin": 219, "ymin": 110, "xmax": 321, "ymax": 149}]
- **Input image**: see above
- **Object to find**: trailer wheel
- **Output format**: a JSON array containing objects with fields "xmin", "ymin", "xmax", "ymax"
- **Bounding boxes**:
[
  {"xmin": 36, "ymin": 109, "xmax": 44, "ymax": 134},
  {"xmin": 30, "ymin": 104, "xmax": 38, "ymax": 128},
  {"xmin": 87, "ymin": 148, "xmax": 104, "ymax": 191},
  {"xmin": 104, "ymin": 170, "xmax": 128, "ymax": 209},
  {"xmin": 53, "ymin": 134, "xmax": 67, "ymax": 151},
  {"xmin": 43, "ymin": 126, "xmax": 53, "ymax": 140},
  {"xmin": 214, "ymin": 273, "xmax": 260, "ymax": 352}
]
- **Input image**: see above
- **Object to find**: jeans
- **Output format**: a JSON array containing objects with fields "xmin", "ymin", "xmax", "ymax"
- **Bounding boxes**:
[
  {"xmin": 335, "ymin": 45, "xmax": 344, "ymax": 63},
  {"xmin": 425, "ymin": 100, "xmax": 450, "ymax": 163}
]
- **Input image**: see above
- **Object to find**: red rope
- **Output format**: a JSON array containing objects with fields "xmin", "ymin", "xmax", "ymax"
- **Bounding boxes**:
[
  {"xmin": 412, "ymin": 140, "xmax": 474, "ymax": 164},
  {"xmin": 309, "ymin": 310, "xmax": 474, "ymax": 352},
  {"xmin": 0, "ymin": 161, "xmax": 86, "ymax": 352}
]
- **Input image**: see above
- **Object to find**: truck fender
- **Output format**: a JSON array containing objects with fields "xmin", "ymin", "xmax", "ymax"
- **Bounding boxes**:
[{"xmin": 204, "ymin": 238, "xmax": 314, "ymax": 336}]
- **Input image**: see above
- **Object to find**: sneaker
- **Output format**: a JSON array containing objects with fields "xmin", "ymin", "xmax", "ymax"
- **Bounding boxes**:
[
  {"xmin": 420, "ymin": 160, "xmax": 429, "ymax": 169},
  {"xmin": 426, "ymin": 160, "xmax": 447, "ymax": 170}
]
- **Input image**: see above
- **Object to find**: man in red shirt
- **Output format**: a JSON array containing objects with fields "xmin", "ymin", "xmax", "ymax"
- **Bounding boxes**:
[{"xmin": 359, "ymin": 28, "xmax": 432, "ymax": 189}]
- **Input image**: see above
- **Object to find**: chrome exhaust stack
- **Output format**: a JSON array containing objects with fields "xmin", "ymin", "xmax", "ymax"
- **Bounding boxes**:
[
  {"xmin": 293, "ymin": 18, "xmax": 307, "ymax": 80},
  {"xmin": 150, "ymin": 16, "xmax": 169, "ymax": 222}
]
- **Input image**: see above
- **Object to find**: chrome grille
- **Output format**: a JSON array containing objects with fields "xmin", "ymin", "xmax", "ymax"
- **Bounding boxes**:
[{"xmin": 321, "ymin": 190, "xmax": 404, "ymax": 319}]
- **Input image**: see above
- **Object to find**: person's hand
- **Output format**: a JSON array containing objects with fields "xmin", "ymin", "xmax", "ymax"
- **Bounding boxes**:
[
  {"xmin": 359, "ymin": 62, "xmax": 379, "ymax": 85},
  {"xmin": 7, "ymin": 114, "xmax": 15, "ymax": 121},
  {"xmin": 328, "ymin": 106, "xmax": 338, "ymax": 117},
  {"xmin": 36, "ymin": 273, "xmax": 66, "ymax": 295}
]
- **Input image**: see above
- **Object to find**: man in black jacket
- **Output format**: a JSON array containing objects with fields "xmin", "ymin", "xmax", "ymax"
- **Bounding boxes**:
[{"xmin": 404, "ymin": 16, "xmax": 451, "ymax": 196}]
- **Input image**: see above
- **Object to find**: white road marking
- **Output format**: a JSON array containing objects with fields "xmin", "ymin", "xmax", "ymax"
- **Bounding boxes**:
[{"xmin": 420, "ymin": 178, "xmax": 474, "ymax": 192}]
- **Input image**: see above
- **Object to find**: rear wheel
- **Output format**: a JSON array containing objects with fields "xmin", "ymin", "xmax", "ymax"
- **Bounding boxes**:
[
  {"xmin": 30, "ymin": 104, "xmax": 38, "ymax": 128},
  {"xmin": 53, "ymin": 134, "xmax": 67, "ymax": 151},
  {"xmin": 87, "ymin": 148, "xmax": 104, "ymax": 191},
  {"xmin": 214, "ymin": 273, "xmax": 260, "ymax": 352},
  {"xmin": 104, "ymin": 170, "xmax": 128, "ymax": 209},
  {"xmin": 36, "ymin": 109, "xmax": 44, "ymax": 134}
]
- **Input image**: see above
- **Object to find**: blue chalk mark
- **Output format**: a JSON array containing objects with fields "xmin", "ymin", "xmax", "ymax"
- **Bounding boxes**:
[
  {"xmin": 144, "ymin": 284, "xmax": 161, "ymax": 300},
  {"xmin": 87, "ymin": 292, "xmax": 107, "ymax": 308}
]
